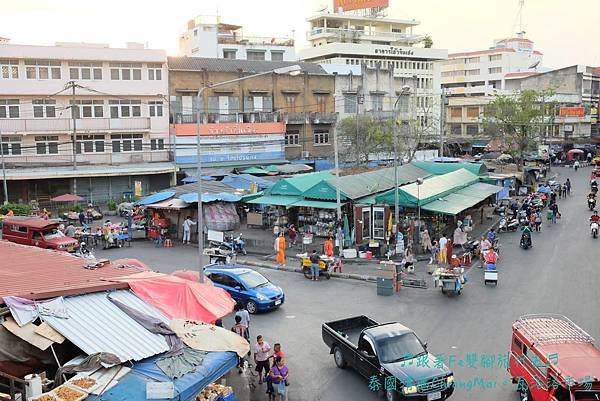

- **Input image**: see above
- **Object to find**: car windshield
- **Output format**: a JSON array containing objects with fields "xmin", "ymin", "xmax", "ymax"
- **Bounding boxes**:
[
  {"xmin": 378, "ymin": 332, "xmax": 426, "ymax": 364},
  {"xmin": 574, "ymin": 390, "xmax": 600, "ymax": 400},
  {"xmin": 238, "ymin": 271, "xmax": 269, "ymax": 289},
  {"xmin": 42, "ymin": 229, "xmax": 65, "ymax": 240}
]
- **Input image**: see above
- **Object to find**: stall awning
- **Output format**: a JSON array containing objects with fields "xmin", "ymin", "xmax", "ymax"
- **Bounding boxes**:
[
  {"xmin": 146, "ymin": 198, "xmax": 190, "ymax": 210},
  {"xmin": 179, "ymin": 192, "xmax": 242, "ymax": 203},
  {"xmin": 422, "ymin": 182, "xmax": 501, "ymax": 215},
  {"xmin": 245, "ymin": 195, "xmax": 302, "ymax": 206},
  {"xmin": 289, "ymin": 199, "xmax": 343, "ymax": 209},
  {"xmin": 136, "ymin": 191, "xmax": 176, "ymax": 206}
]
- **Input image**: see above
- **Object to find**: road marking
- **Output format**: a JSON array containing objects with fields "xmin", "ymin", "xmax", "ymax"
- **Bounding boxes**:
[{"xmin": 285, "ymin": 315, "xmax": 296, "ymax": 319}]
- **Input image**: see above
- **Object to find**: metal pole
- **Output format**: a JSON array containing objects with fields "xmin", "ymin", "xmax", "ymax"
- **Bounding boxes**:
[
  {"xmin": 355, "ymin": 88, "xmax": 360, "ymax": 166},
  {"xmin": 0, "ymin": 133, "xmax": 8, "ymax": 204},
  {"xmin": 333, "ymin": 119, "xmax": 342, "ymax": 221},
  {"xmin": 196, "ymin": 87, "xmax": 205, "ymax": 283},
  {"xmin": 70, "ymin": 81, "xmax": 78, "ymax": 195},
  {"xmin": 393, "ymin": 101, "xmax": 399, "ymax": 233},
  {"xmin": 440, "ymin": 91, "xmax": 446, "ymax": 158}
]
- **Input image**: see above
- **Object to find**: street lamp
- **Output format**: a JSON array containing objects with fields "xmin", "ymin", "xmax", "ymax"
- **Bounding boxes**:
[
  {"xmin": 392, "ymin": 85, "xmax": 412, "ymax": 234},
  {"xmin": 195, "ymin": 64, "xmax": 302, "ymax": 283},
  {"xmin": 416, "ymin": 177, "xmax": 424, "ymax": 247}
]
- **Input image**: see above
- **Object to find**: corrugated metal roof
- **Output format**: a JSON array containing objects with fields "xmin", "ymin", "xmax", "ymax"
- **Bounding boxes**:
[
  {"xmin": 42, "ymin": 290, "xmax": 170, "ymax": 363},
  {"xmin": 245, "ymin": 195, "xmax": 301, "ymax": 206},
  {"xmin": 0, "ymin": 241, "xmax": 141, "ymax": 302},
  {"xmin": 268, "ymin": 172, "xmax": 333, "ymax": 196},
  {"xmin": 411, "ymin": 160, "xmax": 488, "ymax": 176},
  {"xmin": 168, "ymin": 57, "xmax": 328, "ymax": 75}
]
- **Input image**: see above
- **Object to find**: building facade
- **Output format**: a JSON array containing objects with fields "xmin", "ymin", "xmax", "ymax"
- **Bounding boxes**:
[
  {"xmin": 0, "ymin": 40, "xmax": 173, "ymax": 203},
  {"xmin": 299, "ymin": 11, "xmax": 446, "ymax": 145},
  {"xmin": 441, "ymin": 36, "xmax": 543, "ymax": 146},
  {"xmin": 179, "ymin": 15, "xmax": 295, "ymax": 61},
  {"xmin": 167, "ymin": 57, "xmax": 336, "ymax": 171}
]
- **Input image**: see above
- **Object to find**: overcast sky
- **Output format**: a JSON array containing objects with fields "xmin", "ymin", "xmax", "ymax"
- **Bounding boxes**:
[{"xmin": 1, "ymin": 0, "xmax": 597, "ymax": 69}]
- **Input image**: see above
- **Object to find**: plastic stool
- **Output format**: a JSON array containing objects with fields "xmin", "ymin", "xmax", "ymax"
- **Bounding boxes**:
[{"xmin": 164, "ymin": 238, "xmax": 173, "ymax": 248}]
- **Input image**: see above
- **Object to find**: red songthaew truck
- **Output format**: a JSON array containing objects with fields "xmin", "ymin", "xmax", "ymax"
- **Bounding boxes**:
[{"xmin": 509, "ymin": 314, "xmax": 600, "ymax": 401}]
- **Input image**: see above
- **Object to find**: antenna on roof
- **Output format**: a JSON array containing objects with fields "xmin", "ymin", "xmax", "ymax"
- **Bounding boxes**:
[{"xmin": 517, "ymin": 0, "xmax": 525, "ymax": 35}]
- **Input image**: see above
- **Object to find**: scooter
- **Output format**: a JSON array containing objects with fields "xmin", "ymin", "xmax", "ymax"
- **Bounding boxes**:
[
  {"xmin": 499, "ymin": 213, "xmax": 519, "ymax": 232},
  {"xmin": 589, "ymin": 197, "xmax": 596, "ymax": 211},
  {"xmin": 520, "ymin": 232, "xmax": 532, "ymax": 250},
  {"xmin": 75, "ymin": 241, "xmax": 96, "ymax": 260},
  {"xmin": 591, "ymin": 221, "xmax": 599, "ymax": 239},
  {"xmin": 213, "ymin": 234, "xmax": 247, "ymax": 255},
  {"xmin": 518, "ymin": 210, "xmax": 529, "ymax": 226}
]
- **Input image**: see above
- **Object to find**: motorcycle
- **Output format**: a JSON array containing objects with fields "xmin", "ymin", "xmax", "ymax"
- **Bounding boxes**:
[
  {"xmin": 520, "ymin": 232, "xmax": 532, "ymax": 250},
  {"xmin": 589, "ymin": 197, "xmax": 596, "ymax": 211},
  {"xmin": 499, "ymin": 213, "xmax": 519, "ymax": 232},
  {"xmin": 210, "ymin": 233, "xmax": 247, "ymax": 255},
  {"xmin": 518, "ymin": 210, "xmax": 529, "ymax": 226},
  {"xmin": 591, "ymin": 221, "xmax": 599, "ymax": 239},
  {"xmin": 75, "ymin": 241, "xmax": 96, "ymax": 260}
]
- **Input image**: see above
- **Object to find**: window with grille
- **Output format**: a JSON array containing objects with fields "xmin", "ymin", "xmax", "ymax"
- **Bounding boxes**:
[
  {"xmin": 33, "ymin": 99, "xmax": 56, "ymax": 118},
  {"xmin": 0, "ymin": 59, "xmax": 19, "ymax": 79},
  {"xmin": 284, "ymin": 95, "xmax": 297, "ymax": 113},
  {"xmin": 466, "ymin": 125, "xmax": 479, "ymax": 135},
  {"xmin": 466, "ymin": 107, "xmax": 480, "ymax": 118},
  {"xmin": 316, "ymin": 95, "xmax": 327, "ymax": 113},
  {"xmin": 25, "ymin": 60, "xmax": 61, "ymax": 80},
  {"xmin": 285, "ymin": 131, "xmax": 300, "ymax": 146},
  {"xmin": 451, "ymin": 125, "xmax": 462, "ymax": 136},
  {"xmin": 246, "ymin": 51, "xmax": 265, "ymax": 61},
  {"xmin": 71, "ymin": 100, "xmax": 104, "ymax": 118},
  {"xmin": 1, "ymin": 136, "xmax": 22, "ymax": 155},
  {"xmin": 313, "ymin": 130, "xmax": 329, "ymax": 145},
  {"xmin": 489, "ymin": 67, "xmax": 502, "ymax": 74},
  {"xmin": 110, "ymin": 63, "xmax": 142, "ymax": 80},
  {"xmin": 147, "ymin": 63, "xmax": 162, "ymax": 80},
  {"xmin": 35, "ymin": 135, "xmax": 59, "ymax": 154},
  {"xmin": 271, "ymin": 51, "xmax": 284, "ymax": 61},
  {"xmin": 69, "ymin": 62, "xmax": 102, "ymax": 80},
  {"xmin": 489, "ymin": 54, "xmax": 502, "ymax": 62},
  {"xmin": 344, "ymin": 94, "xmax": 357, "ymax": 113},
  {"xmin": 109, "ymin": 100, "xmax": 142, "ymax": 118},
  {"xmin": 149, "ymin": 101, "xmax": 163, "ymax": 117},
  {"xmin": 76, "ymin": 134, "xmax": 105, "ymax": 153},
  {"xmin": 0, "ymin": 99, "xmax": 20, "ymax": 118},
  {"xmin": 450, "ymin": 107, "xmax": 462, "ymax": 118},
  {"xmin": 372, "ymin": 95, "xmax": 383, "ymax": 111},
  {"xmin": 151, "ymin": 138, "xmax": 165, "ymax": 150},
  {"xmin": 111, "ymin": 133, "xmax": 143, "ymax": 152}
]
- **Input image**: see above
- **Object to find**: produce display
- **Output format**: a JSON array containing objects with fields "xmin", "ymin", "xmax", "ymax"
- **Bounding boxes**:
[
  {"xmin": 196, "ymin": 383, "xmax": 233, "ymax": 401},
  {"xmin": 54, "ymin": 386, "xmax": 85, "ymax": 401},
  {"xmin": 69, "ymin": 377, "xmax": 96, "ymax": 390},
  {"xmin": 34, "ymin": 395, "xmax": 58, "ymax": 401}
]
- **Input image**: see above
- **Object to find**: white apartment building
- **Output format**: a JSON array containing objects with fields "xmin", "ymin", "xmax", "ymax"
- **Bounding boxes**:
[
  {"xmin": 299, "ymin": 11, "xmax": 447, "ymax": 144},
  {"xmin": 179, "ymin": 15, "xmax": 295, "ymax": 61},
  {"xmin": 0, "ymin": 40, "xmax": 174, "ymax": 203}
]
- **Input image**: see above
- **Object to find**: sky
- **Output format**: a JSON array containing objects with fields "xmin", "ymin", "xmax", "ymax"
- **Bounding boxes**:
[{"xmin": 0, "ymin": 0, "xmax": 597, "ymax": 69}]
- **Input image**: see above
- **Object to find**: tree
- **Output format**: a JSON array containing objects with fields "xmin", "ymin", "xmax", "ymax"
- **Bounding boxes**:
[
  {"xmin": 423, "ymin": 35, "xmax": 433, "ymax": 48},
  {"xmin": 483, "ymin": 89, "xmax": 556, "ymax": 170},
  {"xmin": 337, "ymin": 115, "xmax": 392, "ymax": 165}
]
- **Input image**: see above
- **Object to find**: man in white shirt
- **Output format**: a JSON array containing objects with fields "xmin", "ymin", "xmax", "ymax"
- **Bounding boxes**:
[
  {"xmin": 182, "ymin": 216, "xmax": 196, "ymax": 244},
  {"xmin": 254, "ymin": 335, "xmax": 271, "ymax": 384},
  {"xmin": 235, "ymin": 303, "xmax": 250, "ymax": 339},
  {"xmin": 438, "ymin": 235, "xmax": 448, "ymax": 265}
]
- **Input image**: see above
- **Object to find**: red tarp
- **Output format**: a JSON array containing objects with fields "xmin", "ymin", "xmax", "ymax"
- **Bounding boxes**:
[
  {"xmin": 113, "ymin": 272, "xmax": 234, "ymax": 324},
  {"xmin": 51, "ymin": 194, "xmax": 84, "ymax": 202},
  {"xmin": 171, "ymin": 270, "xmax": 214, "ymax": 285}
]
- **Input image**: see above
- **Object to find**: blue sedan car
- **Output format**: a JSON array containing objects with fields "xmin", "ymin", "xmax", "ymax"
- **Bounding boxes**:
[{"xmin": 204, "ymin": 265, "xmax": 285, "ymax": 314}]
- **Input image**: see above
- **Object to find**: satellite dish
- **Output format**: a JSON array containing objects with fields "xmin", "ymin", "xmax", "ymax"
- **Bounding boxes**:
[
  {"xmin": 528, "ymin": 60, "xmax": 540, "ymax": 69},
  {"xmin": 316, "ymin": 4, "xmax": 328, "ymax": 12}
]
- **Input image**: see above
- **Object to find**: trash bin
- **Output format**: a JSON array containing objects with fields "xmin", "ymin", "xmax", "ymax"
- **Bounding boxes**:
[{"xmin": 377, "ymin": 278, "xmax": 394, "ymax": 296}]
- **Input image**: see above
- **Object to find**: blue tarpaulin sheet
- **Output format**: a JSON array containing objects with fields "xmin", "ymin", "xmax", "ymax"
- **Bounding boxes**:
[
  {"xmin": 181, "ymin": 176, "xmax": 217, "ymax": 184},
  {"xmin": 221, "ymin": 174, "xmax": 273, "ymax": 191},
  {"xmin": 136, "ymin": 192, "xmax": 176, "ymax": 206},
  {"xmin": 88, "ymin": 351, "xmax": 237, "ymax": 401},
  {"xmin": 179, "ymin": 192, "xmax": 242, "ymax": 203}
]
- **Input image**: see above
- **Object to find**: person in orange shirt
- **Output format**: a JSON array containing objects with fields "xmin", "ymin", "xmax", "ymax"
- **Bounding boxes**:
[
  {"xmin": 275, "ymin": 233, "xmax": 286, "ymax": 267},
  {"xmin": 6, "ymin": 209, "xmax": 14, "ymax": 217},
  {"xmin": 324, "ymin": 236, "xmax": 334, "ymax": 258}
]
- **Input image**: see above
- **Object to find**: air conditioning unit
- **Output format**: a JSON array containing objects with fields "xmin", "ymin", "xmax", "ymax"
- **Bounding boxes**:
[{"xmin": 301, "ymin": 151, "xmax": 310, "ymax": 158}]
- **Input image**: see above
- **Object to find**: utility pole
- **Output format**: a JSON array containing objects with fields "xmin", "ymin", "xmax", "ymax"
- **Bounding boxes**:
[
  {"xmin": 439, "ymin": 90, "xmax": 447, "ymax": 158},
  {"xmin": 68, "ymin": 81, "xmax": 78, "ymax": 195},
  {"xmin": 0, "ymin": 133, "xmax": 8, "ymax": 204},
  {"xmin": 355, "ymin": 86, "xmax": 363, "ymax": 166},
  {"xmin": 333, "ymin": 118, "xmax": 342, "ymax": 222}
]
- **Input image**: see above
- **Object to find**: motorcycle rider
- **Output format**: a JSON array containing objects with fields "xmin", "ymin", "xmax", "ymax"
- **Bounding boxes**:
[
  {"xmin": 591, "ymin": 211, "xmax": 600, "ymax": 223},
  {"xmin": 589, "ymin": 192, "xmax": 597, "ymax": 209},
  {"xmin": 520, "ymin": 223, "xmax": 533, "ymax": 248}
]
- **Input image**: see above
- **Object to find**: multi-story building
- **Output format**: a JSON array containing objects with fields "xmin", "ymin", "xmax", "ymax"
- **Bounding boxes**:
[
  {"xmin": 441, "ymin": 35, "xmax": 543, "ymax": 148},
  {"xmin": 167, "ymin": 57, "xmax": 336, "ymax": 171},
  {"xmin": 298, "ymin": 9, "xmax": 447, "ymax": 144},
  {"xmin": 178, "ymin": 15, "xmax": 295, "ymax": 61},
  {"xmin": 0, "ymin": 40, "xmax": 173, "ymax": 203}
]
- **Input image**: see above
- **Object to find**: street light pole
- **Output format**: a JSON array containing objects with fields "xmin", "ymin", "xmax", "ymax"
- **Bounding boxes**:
[
  {"xmin": 0, "ymin": 133, "xmax": 8, "ymax": 205},
  {"xmin": 393, "ymin": 86, "xmax": 412, "ymax": 234},
  {"xmin": 195, "ymin": 65, "xmax": 302, "ymax": 283}
]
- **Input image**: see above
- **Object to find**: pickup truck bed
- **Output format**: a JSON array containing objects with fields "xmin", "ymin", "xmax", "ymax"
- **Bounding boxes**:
[{"xmin": 325, "ymin": 315, "xmax": 378, "ymax": 347}]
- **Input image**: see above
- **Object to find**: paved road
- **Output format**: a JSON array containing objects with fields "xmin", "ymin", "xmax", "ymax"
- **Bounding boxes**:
[{"xmin": 100, "ymin": 166, "xmax": 599, "ymax": 401}]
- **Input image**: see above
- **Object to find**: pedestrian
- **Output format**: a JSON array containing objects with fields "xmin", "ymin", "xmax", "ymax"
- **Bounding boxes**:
[
  {"xmin": 550, "ymin": 202, "xmax": 559, "ymax": 224},
  {"xmin": 231, "ymin": 316, "xmax": 249, "ymax": 373},
  {"xmin": 324, "ymin": 236, "xmax": 334, "ymax": 258},
  {"xmin": 254, "ymin": 335, "xmax": 271, "ymax": 385},
  {"xmin": 574, "ymin": 160, "xmax": 580, "ymax": 171},
  {"xmin": 273, "ymin": 224, "xmax": 280, "ymax": 237},
  {"xmin": 309, "ymin": 249, "xmax": 320, "ymax": 281},
  {"xmin": 429, "ymin": 240, "xmax": 439, "ymax": 265},
  {"xmin": 65, "ymin": 223, "xmax": 76, "ymax": 238},
  {"xmin": 588, "ymin": 152, "xmax": 593, "ymax": 163},
  {"xmin": 403, "ymin": 245, "xmax": 414, "ymax": 273},
  {"xmin": 78, "ymin": 210, "xmax": 85, "ymax": 226},
  {"xmin": 235, "ymin": 303, "xmax": 250, "ymax": 340},
  {"xmin": 336, "ymin": 226, "xmax": 344, "ymax": 256},
  {"xmin": 271, "ymin": 343, "xmax": 285, "ymax": 367},
  {"xmin": 269, "ymin": 356, "xmax": 289, "ymax": 401},
  {"xmin": 182, "ymin": 216, "xmax": 196, "ymax": 244},
  {"xmin": 275, "ymin": 233, "xmax": 286, "ymax": 267},
  {"xmin": 438, "ymin": 235, "xmax": 448, "ymax": 265},
  {"xmin": 287, "ymin": 224, "xmax": 297, "ymax": 247},
  {"xmin": 534, "ymin": 210, "xmax": 542, "ymax": 232},
  {"xmin": 445, "ymin": 237, "xmax": 453, "ymax": 266},
  {"xmin": 420, "ymin": 228, "xmax": 432, "ymax": 255},
  {"xmin": 565, "ymin": 178, "xmax": 571, "ymax": 195}
]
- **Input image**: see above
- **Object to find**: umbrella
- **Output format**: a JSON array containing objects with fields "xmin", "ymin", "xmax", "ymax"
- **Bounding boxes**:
[
  {"xmin": 51, "ymin": 194, "xmax": 84, "ymax": 202},
  {"xmin": 343, "ymin": 214, "xmax": 351, "ymax": 248},
  {"xmin": 241, "ymin": 167, "xmax": 269, "ymax": 175},
  {"xmin": 567, "ymin": 149, "xmax": 584, "ymax": 155}
]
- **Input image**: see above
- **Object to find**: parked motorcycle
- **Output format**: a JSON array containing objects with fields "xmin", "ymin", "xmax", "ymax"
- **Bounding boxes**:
[
  {"xmin": 75, "ymin": 241, "xmax": 96, "ymax": 260},
  {"xmin": 591, "ymin": 221, "xmax": 599, "ymax": 239},
  {"xmin": 499, "ymin": 213, "xmax": 519, "ymax": 232},
  {"xmin": 210, "ymin": 233, "xmax": 247, "ymax": 255}
]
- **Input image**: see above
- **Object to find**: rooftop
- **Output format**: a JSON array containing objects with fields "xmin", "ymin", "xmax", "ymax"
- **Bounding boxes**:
[
  {"xmin": 0, "ymin": 241, "xmax": 143, "ymax": 302},
  {"xmin": 2, "ymin": 216, "xmax": 61, "ymax": 230},
  {"xmin": 167, "ymin": 57, "xmax": 327, "ymax": 75},
  {"xmin": 307, "ymin": 12, "xmax": 420, "ymax": 27}
]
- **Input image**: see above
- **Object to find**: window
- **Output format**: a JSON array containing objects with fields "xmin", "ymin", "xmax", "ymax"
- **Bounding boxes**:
[
  {"xmin": 313, "ymin": 130, "xmax": 329, "ymax": 145},
  {"xmin": 1, "ymin": 136, "xmax": 21, "ymax": 155},
  {"xmin": 25, "ymin": 60, "xmax": 61, "ymax": 79},
  {"xmin": 372, "ymin": 207, "xmax": 385, "ymax": 239},
  {"xmin": 362, "ymin": 209, "xmax": 371, "ymax": 239},
  {"xmin": 284, "ymin": 95, "xmax": 297, "ymax": 113},
  {"xmin": 71, "ymin": 100, "xmax": 104, "ymax": 118},
  {"xmin": 69, "ymin": 62, "xmax": 102, "ymax": 80},
  {"xmin": 466, "ymin": 125, "xmax": 479, "ymax": 135},
  {"xmin": 109, "ymin": 100, "xmax": 141, "ymax": 118},
  {"xmin": 35, "ymin": 135, "xmax": 59, "ymax": 154},
  {"xmin": 111, "ymin": 133, "xmax": 143, "ymax": 152},
  {"xmin": 109, "ymin": 63, "xmax": 142, "ymax": 80},
  {"xmin": 0, "ymin": 59, "xmax": 19, "ymax": 79},
  {"xmin": 148, "ymin": 101, "xmax": 163, "ymax": 117},
  {"xmin": 150, "ymin": 138, "xmax": 165, "ymax": 150},
  {"xmin": 223, "ymin": 50, "xmax": 236, "ymax": 60},
  {"xmin": 316, "ymin": 94, "xmax": 327, "ymax": 113},
  {"xmin": 489, "ymin": 67, "xmax": 503, "ymax": 74},
  {"xmin": 271, "ymin": 51, "xmax": 284, "ymax": 61},
  {"xmin": 147, "ymin": 63, "xmax": 162, "ymax": 80},
  {"xmin": 246, "ymin": 50, "xmax": 265, "ymax": 61},
  {"xmin": 33, "ymin": 99, "xmax": 56, "ymax": 118},
  {"xmin": 193, "ymin": 29, "xmax": 198, "ymax": 37},
  {"xmin": 344, "ymin": 94, "xmax": 357, "ymax": 113},
  {"xmin": 372, "ymin": 94, "xmax": 383, "ymax": 111},
  {"xmin": 0, "ymin": 99, "xmax": 20, "ymax": 118},
  {"xmin": 466, "ymin": 69, "xmax": 480, "ymax": 76},
  {"xmin": 466, "ymin": 107, "xmax": 480, "ymax": 118},
  {"xmin": 285, "ymin": 131, "xmax": 300, "ymax": 146},
  {"xmin": 465, "ymin": 56, "xmax": 480, "ymax": 64},
  {"xmin": 450, "ymin": 107, "xmax": 462, "ymax": 118},
  {"xmin": 489, "ymin": 54, "xmax": 502, "ymax": 62},
  {"xmin": 451, "ymin": 125, "xmax": 462, "ymax": 136},
  {"xmin": 76, "ymin": 134, "xmax": 105, "ymax": 153},
  {"xmin": 358, "ymin": 337, "xmax": 376, "ymax": 357}
]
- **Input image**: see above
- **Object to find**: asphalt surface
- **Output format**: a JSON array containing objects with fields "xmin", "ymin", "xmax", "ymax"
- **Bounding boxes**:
[{"xmin": 99, "ymin": 166, "xmax": 600, "ymax": 401}]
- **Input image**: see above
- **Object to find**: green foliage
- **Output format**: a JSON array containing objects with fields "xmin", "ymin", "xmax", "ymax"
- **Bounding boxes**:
[
  {"xmin": 107, "ymin": 199, "xmax": 117, "ymax": 211},
  {"xmin": 423, "ymin": 36, "xmax": 433, "ymax": 48},
  {"xmin": 0, "ymin": 203, "xmax": 31, "ymax": 216},
  {"xmin": 337, "ymin": 115, "xmax": 393, "ymax": 165}
]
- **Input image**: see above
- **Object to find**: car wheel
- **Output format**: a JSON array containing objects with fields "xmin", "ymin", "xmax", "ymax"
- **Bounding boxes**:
[
  {"xmin": 246, "ymin": 300, "xmax": 258, "ymax": 314},
  {"xmin": 385, "ymin": 389, "xmax": 398, "ymax": 401},
  {"xmin": 333, "ymin": 346, "xmax": 346, "ymax": 369}
]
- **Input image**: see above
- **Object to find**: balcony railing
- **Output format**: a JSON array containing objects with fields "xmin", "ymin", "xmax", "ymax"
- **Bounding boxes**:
[
  {"xmin": 171, "ymin": 112, "xmax": 280, "ymax": 124},
  {"xmin": 284, "ymin": 113, "xmax": 308, "ymax": 124},
  {"xmin": 307, "ymin": 28, "xmax": 424, "ymax": 44},
  {"xmin": 2, "ymin": 149, "xmax": 171, "ymax": 168},
  {"xmin": 309, "ymin": 112, "xmax": 338, "ymax": 124},
  {"xmin": 0, "ymin": 118, "xmax": 150, "ymax": 133},
  {"xmin": 217, "ymin": 34, "xmax": 294, "ymax": 47}
]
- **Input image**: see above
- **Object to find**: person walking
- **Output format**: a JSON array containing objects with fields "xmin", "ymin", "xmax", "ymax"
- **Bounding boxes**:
[
  {"xmin": 254, "ymin": 335, "xmax": 271, "ymax": 385},
  {"xmin": 182, "ymin": 216, "xmax": 197, "ymax": 245},
  {"xmin": 561, "ymin": 184, "xmax": 567, "ymax": 198},
  {"xmin": 550, "ymin": 202, "xmax": 559, "ymax": 224},
  {"xmin": 78, "ymin": 210, "xmax": 85, "ymax": 226},
  {"xmin": 275, "ymin": 233, "xmax": 286, "ymax": 268},
  {"xmin": 420, "ymin": 228, "xmax": 432, "ymax": 255},
  {"xmin": 324, "ymin": 236, "xmax": 334, "ymax": 258},
  {"xmin": 269, "ymin": 357, "xmax": 289, "ymax": 401},
  {"xmin": 287, "ymin": 224, "xmax": 297, "ymax": 247},
  {"xmin": 574, "ymin": 160, "xmax": 580, "ymax": 171},
  {"xmin": 231, "ymin": 316, "xmax": 249, "ymax": 373},
  {"xmin": 235, "ymin": 303, "xmax": 250, "ymax": 340},
  {"xmin": 534, "ymin": 209, "xmax": 542, "ymax": 232},
  {"xmin": 565, "ymin": 178, "xmax": 571, "ymax": 196},
  {"xmin": 309, "ymin": 249, "xmax": 320, "ymax": 281},
  {"xmin": 429, "ymin": 240, "xmax": 439, "ymax": 265},
  {"xmin": 438, "ymin": 235, "xmax": 448, "ymax": 265}
]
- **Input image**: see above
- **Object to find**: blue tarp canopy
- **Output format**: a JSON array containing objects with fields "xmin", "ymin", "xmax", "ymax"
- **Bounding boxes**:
[
  {"xmin": 135, "ymin": 192, "xmax": 176, "ymax": 206},
  {"xmin": 181, "ymin": 176, "xmax": 217, "ymax": 184},
  {"xmin": 221, "ymin": 174, "xmax": 274, "ymax": 191},
  {"xmin": 179, "ymin": 192, "xmax": 242, "ymax": 203},
  {"xmin": 89, "ymin": 351, "xmax": 238, "ymax": 401}
]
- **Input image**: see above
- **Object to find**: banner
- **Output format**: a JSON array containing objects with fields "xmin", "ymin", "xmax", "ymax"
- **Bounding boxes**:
[
  {"xmin": 134, "ymin": 181, "xmax": 142, "ymax": 197},
  {"xmin": 333, "ymin": 0, "xmax": 389, "ymax": 11},
  {"xmin": 559, "ymin": 107, "xmax": 585, "ymax": 118}
]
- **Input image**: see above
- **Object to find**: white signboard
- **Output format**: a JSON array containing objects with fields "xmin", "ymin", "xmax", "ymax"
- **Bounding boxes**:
[
  {"xmin": 147, "ymin": 382, "xmax": 174, "ymax": 399},
  {"xmin": 207, "ymin": 229, "xmax": 224, "ymax": 243}
]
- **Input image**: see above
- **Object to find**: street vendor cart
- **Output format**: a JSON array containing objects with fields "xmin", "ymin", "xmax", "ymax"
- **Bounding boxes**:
[
  {"xmin": 297, "ymin": 253, "xmax": 340, "ymax": 280},
  {"xmin": 433, "ymin": 267, "xmax": 465, "ymax": 296}
]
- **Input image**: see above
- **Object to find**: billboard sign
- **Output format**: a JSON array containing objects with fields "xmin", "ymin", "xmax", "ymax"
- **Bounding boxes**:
[
  {"xmin": 333, "ymin": 0, "xmax": 389, "ymax": 12},
  {"xmin": 559, "ymin": 107, "xmax": 585, "ymax": 118}
]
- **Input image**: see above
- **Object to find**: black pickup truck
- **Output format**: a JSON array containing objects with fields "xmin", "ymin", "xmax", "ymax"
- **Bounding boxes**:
[{"xmin": 322, "ymin": 316, "xmax": 454, "ymax": 401}]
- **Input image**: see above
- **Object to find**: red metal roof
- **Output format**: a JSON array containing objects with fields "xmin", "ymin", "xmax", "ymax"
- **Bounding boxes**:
[
  {"xmin": 2, "ymin": 216, "xmax": 60, "ymax": 230},
  {"xmin": 537, "ymin": 342, "xmax": 600, "ymax": 382},
  {"xmin": 0, "ymin": 241, "xmax": 141, "ymax": 302}
]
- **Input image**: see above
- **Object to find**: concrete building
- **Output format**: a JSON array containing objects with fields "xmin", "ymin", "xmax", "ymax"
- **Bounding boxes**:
[
  {"xmin": 441, "ymin": 36, "xmax": 543, "ymax": 150},
  {"xmin": 299, "ymin": 10, "xmax": 447, "ymax": 146},
  {"xmin": 178, "ymin": 15, "xmax": 295, "ymax": 61},
  {"xmin": 0, "ymin": 40, "xmax": 173, "ymax": 203},
  {"xmin": 167, "ymin": 57, "xmax": 337, "ymax": 172}
]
